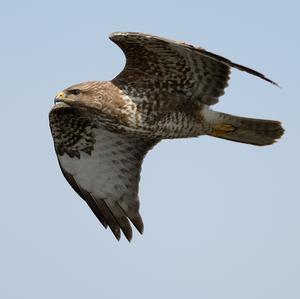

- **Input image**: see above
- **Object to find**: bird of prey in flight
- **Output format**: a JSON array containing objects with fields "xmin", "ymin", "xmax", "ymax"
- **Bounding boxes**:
[{"xmin": 49, "ymin": 32, "xmax": 284, "ymax": 241}]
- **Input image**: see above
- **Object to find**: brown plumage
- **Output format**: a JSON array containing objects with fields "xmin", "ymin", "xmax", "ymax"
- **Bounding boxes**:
[{"xmin": 49, "ymin": 32, "xmax": 284, "ymax": 241}]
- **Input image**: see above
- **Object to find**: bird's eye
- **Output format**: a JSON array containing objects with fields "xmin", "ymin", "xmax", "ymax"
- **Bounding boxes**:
[{"xmin": 69, "ymin": 89, "xmax": 81, "ymax": 95}]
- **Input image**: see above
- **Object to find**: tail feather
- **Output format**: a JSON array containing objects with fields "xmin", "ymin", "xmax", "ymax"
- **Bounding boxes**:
[{"xmin": 206, "ymin": 110, "xmax": 284, "ymax": 146}]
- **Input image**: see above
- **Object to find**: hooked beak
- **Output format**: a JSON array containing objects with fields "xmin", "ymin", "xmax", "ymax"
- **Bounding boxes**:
[{"xmin": 54, "ymin": 91, "xmax": 67, "ymax": 104}]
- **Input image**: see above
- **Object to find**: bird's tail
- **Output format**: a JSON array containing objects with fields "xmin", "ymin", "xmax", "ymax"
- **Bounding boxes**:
[{"xmin": 204, "ymin": 110, "xmax": 284, "ymax": 146}]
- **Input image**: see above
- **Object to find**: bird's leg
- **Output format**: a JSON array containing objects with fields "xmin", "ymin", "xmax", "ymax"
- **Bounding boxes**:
[{"xmin": 211, "ymin": 124, "xmax": 236, "ymax": 137}]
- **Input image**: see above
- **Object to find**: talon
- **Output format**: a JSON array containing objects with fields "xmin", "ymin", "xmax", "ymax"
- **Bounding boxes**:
[{"xmin": 211, "ymin": 124, "xmax": 236, "ymax": 137}]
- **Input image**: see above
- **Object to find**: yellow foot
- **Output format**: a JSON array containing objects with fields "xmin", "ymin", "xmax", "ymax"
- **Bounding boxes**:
[{"xmin": 211, "ymin": 124, "xmax": 236, "ymax": 137}]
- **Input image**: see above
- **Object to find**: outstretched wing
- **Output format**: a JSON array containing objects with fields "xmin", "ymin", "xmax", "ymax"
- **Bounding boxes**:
[
  {"xmin": 49, "ymin": 105, "xmax": 158, "ymax": 241},
  {"xmin": 110, "ymin": 32, "xmax": 277, "ymax": 105}
]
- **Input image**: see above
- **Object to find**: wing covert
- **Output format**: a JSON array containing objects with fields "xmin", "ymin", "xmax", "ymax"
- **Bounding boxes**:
[{"xmin": 110, "ymin": 32, "xmax": 277, "ymax": 105}]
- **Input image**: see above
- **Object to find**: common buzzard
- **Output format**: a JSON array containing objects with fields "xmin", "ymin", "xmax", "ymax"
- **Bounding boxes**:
[{"xmin": 49, "ymin": 32, "xmax": 284, "ymax": 241}]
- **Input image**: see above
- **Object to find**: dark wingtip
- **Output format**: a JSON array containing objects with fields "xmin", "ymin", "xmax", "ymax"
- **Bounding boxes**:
[
  {"xmin": 232, "ymin": 62, "xmax": 280, "ymax": 87},
  {"xmin": 195, "ymin": 48, "xmax": 280, "ymax": 87},
  {"xmin": 111, "ymin": 228, "xmax": 121, "ymax": 241},
  {"xmin": 120, "ymin": 225, "xmax": 133, "ymax": 242},
  {"xmin": 130, "ymin": 215, "xmax": 144, "ymax": 235}
]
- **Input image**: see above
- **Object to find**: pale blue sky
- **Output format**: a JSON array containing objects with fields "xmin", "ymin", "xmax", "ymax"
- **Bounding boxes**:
[{"xmin": 1, "ymin": 1, "xmax": 299, "ymax": 298}]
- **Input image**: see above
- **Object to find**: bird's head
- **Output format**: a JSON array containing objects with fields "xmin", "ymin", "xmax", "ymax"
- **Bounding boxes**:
[
  {"xmin": 53, "ymin": 81, "xmax": 129, "ymax": 124},
  {"xmin": 54, "ymin": 81, "xmax": 104, "ymax": 111}
]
